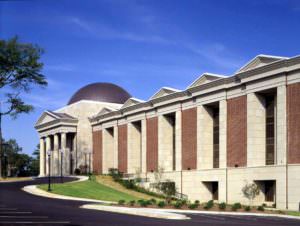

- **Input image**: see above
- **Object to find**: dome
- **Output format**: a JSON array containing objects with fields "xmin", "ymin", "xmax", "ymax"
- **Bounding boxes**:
[{"xmin": 68, "ymin": 82, "xmax": 131, "ymax": 105}]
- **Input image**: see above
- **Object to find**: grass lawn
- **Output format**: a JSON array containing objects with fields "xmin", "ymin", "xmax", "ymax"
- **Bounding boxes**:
[
  {"xmin": 285, "ymin": 211, "xmax": 300, "ymax": 217},
  {"xmin": 38, "ymin": 178, "xmax": 140, "ymax": 202}
]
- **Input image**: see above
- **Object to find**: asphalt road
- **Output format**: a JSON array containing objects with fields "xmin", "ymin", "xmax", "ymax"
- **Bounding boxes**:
[{"xmin": 0, "ymin": 177, "xmax": 300, "ymax": 226}]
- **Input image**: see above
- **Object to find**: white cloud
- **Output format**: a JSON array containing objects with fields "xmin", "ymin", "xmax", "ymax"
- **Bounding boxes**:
[{"xmin": 66, "ymin": 16, "xmax": 172, "ymax": 44}]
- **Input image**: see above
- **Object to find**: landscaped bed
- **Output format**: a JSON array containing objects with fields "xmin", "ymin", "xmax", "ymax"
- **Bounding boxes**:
[{"xmin": 113, "ymin": 199, "xmax": 299, "ymax": 217}]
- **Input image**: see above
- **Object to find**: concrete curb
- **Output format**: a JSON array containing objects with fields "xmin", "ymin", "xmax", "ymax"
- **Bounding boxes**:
[
  {"xmin": 80, "ymin": 204, "xmax": 190, "ymax": 220},
  {"xmin": 22, "ymin": 176, "xmax": 116, "ymax": 205},
  {"xmin": 157, "ymin": 208, "xmax": 300, "ymax": 220},
  {"xmin": 0, "ymin": 177, "xmax": 34, "ymax": 183}
]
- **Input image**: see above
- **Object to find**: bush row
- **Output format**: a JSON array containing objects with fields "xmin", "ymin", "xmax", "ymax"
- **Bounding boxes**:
[{"xmin": 117, "ymin": 199, "xmax": 265, "ymax": 211}]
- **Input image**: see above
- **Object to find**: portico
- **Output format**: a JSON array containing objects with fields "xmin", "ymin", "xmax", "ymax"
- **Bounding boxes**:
[{"xmin": 35, "ymin": 111, "xmax": 78, "ymax": 176}]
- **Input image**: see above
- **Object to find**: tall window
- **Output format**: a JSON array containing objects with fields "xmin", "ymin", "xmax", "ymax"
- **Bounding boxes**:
[
  {"xmin": 266, "ymin": 95, "xmax": 275, "ymax": 165},
  {"xmin": 213, "ymin": 107, "xmax": 220, "ymax": 168}
]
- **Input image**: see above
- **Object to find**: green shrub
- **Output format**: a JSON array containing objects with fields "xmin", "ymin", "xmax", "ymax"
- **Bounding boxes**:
[
  {"xmin": 137, "ymin": 199, "xmax": 148, "ymax": 207},
  {"xmin": 149, "ymin": 198, "xmax": 157, "ymax": 204},
  {"xmin": 244, "ymin": 206, "xmax": 251, "ymax": 211},
  {"xmin": 257, "ymin": 206, "xmax": 265, "ymax": 211},
  {"xmin": 231, "ymin": 203, "xmax": 242, "ymax": 211},
  {"xmin": 129, "ymin": 200, "xmax": 135, "ymax": 206},
  {"xmin": 194, "ymin": 200, "xmax": 200, "ymax": 205},
  {"xmin": 262, "ymin": 203, "xmax": 267, "ymax": 207},
  {"xmin": 218, "ymin": 202, "xmax": 227, "ymax": 210},
  {"xmin": 188, "ymin": 203, "xmax": 198, "ymax": 209},
  {"xmin": 157, "ymin": 201, "xmax": 166, "ymax": 208},
  {"xmin": 74, "ymin": 168, "xmax": 81, "ymax": 175},
  {"xmin": 173, "ymin": 201, "xmax": 183, "ymax": 209},
  {"xmin": 118, "ymin": 200, "xmax": 125, "ymax": 205},
  {"xmin": 180, "ymin": 199, "xmax": 188, "ymax": 205},
  {"xmin": 204, "ymin": 200, "xmax": 214, "ymax": 210},
  {"xmin": 121, "ymin": 180, "xmax": 136, "ymax": 189}
]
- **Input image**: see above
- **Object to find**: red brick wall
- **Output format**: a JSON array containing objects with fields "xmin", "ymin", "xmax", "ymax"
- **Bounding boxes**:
[
  {"xmin": 181, "ymin": 108, "xmax": 197, "ymax": 170},
  {"xmin": 92, "ymin": 130, "xmax": 102, "ymax": 174},
  {"xmin": 118, "ymin": 124, "xmax": 128, "ymax": 173},
  {"xmin": 287, "ymin": 83, "xmax": 300, "ymax": 164},
  {"xmin": 146, "ymin": 117, "xmax": 158, "ymax": 172},
  {"xmin": 227, "ymin": 96, "xmax": 247, "ymax": 167}
]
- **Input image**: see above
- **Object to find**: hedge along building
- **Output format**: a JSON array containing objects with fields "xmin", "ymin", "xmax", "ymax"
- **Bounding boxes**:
[{"xmin": 36, "ymin": 55, "xmax": 300, "ymax": 210}]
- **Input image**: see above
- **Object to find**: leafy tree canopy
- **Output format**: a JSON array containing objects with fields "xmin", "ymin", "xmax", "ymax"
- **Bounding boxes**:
[{"xmin": 0, "ymin": 36, "xmax": 47, "ymax": 118}]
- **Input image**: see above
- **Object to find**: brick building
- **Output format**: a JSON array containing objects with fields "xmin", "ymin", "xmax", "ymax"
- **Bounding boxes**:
[{"xmin": 36, "ymin": 55, "xmax": 300, "ymax": 210}]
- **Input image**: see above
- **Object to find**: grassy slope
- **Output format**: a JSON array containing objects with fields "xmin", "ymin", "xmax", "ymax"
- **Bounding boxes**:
[
  {"xmin": 95, "ymin": 175, "xmax": 158, "ymax": 200},
  {"xmin": 38, "ymin": 179, "xmax": 138, "ymax": 202}
]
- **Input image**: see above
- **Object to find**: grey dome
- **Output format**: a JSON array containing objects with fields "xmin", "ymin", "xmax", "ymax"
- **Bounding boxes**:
[{"xmin": 68, "ymin": 83, "xmax": 131, "ymax": 105}]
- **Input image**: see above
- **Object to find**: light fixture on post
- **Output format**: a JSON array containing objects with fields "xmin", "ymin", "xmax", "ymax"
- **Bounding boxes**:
[
  {"xmin": 59, "ymin": 149, "xmax": 63, "ymax": 183},
  {"xmin": 47, "ymin": 150, "xmax": 51, "ymax": 191},
  {"xmin": 88, "ymin": 151, "xmax": 91, "ymax": 180}
]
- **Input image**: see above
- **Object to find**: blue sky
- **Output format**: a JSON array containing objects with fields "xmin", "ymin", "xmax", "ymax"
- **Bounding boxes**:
[{"xmin": 1, "ymin": 0, "xmax": 300, "ymax": 155}]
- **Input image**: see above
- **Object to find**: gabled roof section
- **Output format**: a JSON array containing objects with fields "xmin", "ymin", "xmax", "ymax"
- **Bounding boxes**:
[
  {"xmin": 121, "ymin": 97, "xmax": 145, "ymax": 109},
  {"xmin": 237, "ymin": 54, "xmax": 288, "ymax": 73},
  {"xmin": 95, "ymin": 106, "xmax": 116, "ymax": 117},
  {"xmin": 149, "ymin": 87, "xmax": 181, "ymax": 100},
  {"xmin": 187, "ymin": 73, "xmax": 226, "ymax": 88},
  {"xmin": 35, "ymin": 110, "xmax": 77, "ymax": 128}
]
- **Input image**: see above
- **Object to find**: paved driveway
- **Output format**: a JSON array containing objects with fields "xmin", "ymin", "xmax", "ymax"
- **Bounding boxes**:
[{"xmin": 0, "ymin": 177, "xmax": 299, "ymax": 226}]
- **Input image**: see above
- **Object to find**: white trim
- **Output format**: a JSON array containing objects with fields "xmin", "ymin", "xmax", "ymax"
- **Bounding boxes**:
[
  {"xmin": 236, "ymin": 54, "xmax": 289, "ymax": 73},
  {"xmin": 150, "ymin": 87, "xmax": 181, "ymax": 100}
]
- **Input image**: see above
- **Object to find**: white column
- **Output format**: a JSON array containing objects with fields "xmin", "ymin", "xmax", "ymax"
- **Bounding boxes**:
[
  {"xmin": 158, "ymin": 115, "xmax": 173, "ymax": 172},
  {"xmin": 39, "ymin": 138, "xmax": 45, "ymax": 176},
  {"xmin": 198, "ymin": 105, "xmax": 214, "ymax": 169},
  {"xmin": 113, "ymin": 125, "xmax": 118, "ymax": 169},
  {"xmin": 61, "ymin": 133, "xmax": 69, "ymax": 175},
  {"xmin": 53, "ymin": 134, "xmax": 59, "ymax": 175},
  {"xmin": 45, "ymin": 136, "xmax": 51, "ymax": 175},
  {"xmin": 127, "ymin": 122, "xmax": 142, "ymax": 174},
  {"xmin": 141, "ymin": 119, "xmax": 147, "ymax": 173},
  {"xmin": 247, "ymin": 93, "xmax": 266, "ymax": 167},
  {"xmin": 219, "ymin": 100, "xmax": 227, "ymax": 168},
  {"xmin": 72, "ymin": 133, "xmax": 77, "ymax": 173},
  {"xmin": 175, "ymin": 110, "xmax": 182, "ymax": 171},
  {"xmin": 276, "ymin": 85, "xmax": 287, "ymax": 165}
]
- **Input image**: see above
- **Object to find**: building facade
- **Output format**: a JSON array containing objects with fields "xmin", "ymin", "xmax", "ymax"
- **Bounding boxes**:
[{"xmin": 36, "ymin": 55, "xmax": 300, "ymax": 210}]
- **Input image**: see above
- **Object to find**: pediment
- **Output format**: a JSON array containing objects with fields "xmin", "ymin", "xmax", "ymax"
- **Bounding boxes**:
[
  {"xmin": 35, "ymin": 111, "xmax": 59, "ymax": 127},
  {"xmin": 96, "ymin": 107, "xmax": 115, "ymax": 116},
  {"xmin": 187, "ymin": 73, "xmax": 225, "ymax": 88},
  {"xmin": 121, "ymin": 98, "xmax": 144, "ymax": 109},
  {"xmin": 237, "ymin": 55, "xmax": 288, "ymax": 73},
  {"xmin": 150, "ymin": 87, "xmax": 180, "ymax": 100}
]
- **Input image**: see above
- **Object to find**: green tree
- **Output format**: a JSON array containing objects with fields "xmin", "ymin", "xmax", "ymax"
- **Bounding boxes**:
[
  {"xmin": 2, "ymin": 138, "xmax": 22, "ymax": 176},
  {"xmin": 0, "ymin": 36, "xmax": 47, "ymax": 177},
  {"xmin": 29, "ymin": 144, "xmax": 40, "ymax": 176}
]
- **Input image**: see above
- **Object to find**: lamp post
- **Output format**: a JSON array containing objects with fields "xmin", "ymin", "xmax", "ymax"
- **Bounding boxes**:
[
  {"xmin": 59, "ymin": 149, "xmax": 63, "ymax": 183},
  {"xmin": 88, "ymin": 152, "xmax": 91, "ymax": 180},
  {"xmin": 47, "ymin": 150, "xmax": 51, "ymax": 191}
]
